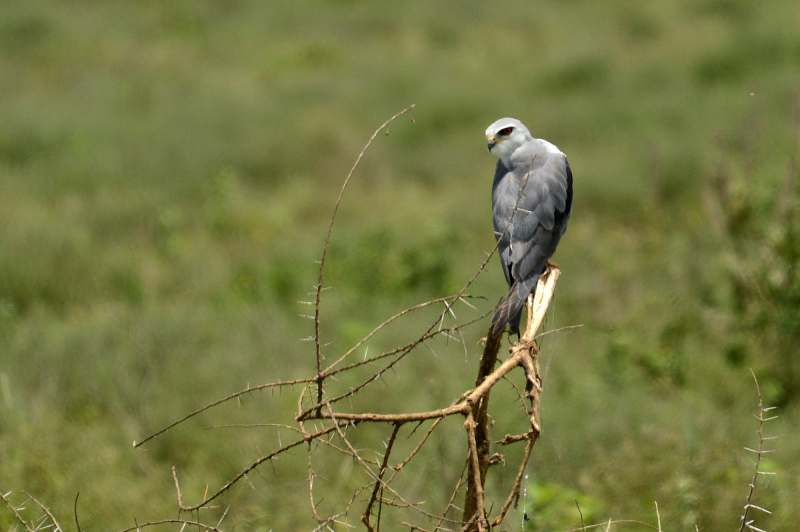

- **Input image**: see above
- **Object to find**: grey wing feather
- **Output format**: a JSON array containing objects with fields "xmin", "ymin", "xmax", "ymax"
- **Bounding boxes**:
[
  {"xmin": 491, "ymin": 150, "xmax": 572, "ymax": 337},
  {"xmin": 492, "ymin": 160, "xmax": 515, "ymax": 287},
  {"xmin": 507, "ymin": 155, "xmax": 571, "ymax": 264}
]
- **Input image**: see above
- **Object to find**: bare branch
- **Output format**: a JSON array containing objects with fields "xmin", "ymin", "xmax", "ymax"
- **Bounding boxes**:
[
  {"xmin": 491, "ymin": 435, "xmax": 537, "ymax": 526},
  {"xmin": 363, "ymin": 422, "xmax": 403, "ymax": 530},
  {"xmin": 26, "ymin": 493, "xmax": 63, "ymax": 532},
  {"xmin": 323, "ymin": 295, "xmax": 485, "ymax": 375},
  {"xmin": 74, "ymin": 492, "xmax": 83, "ymax": 532},
  {"xmin": 463, "ymin": 411, "xmax": 487, "ymax": 530},
  {"xmin": 313, "ymin": 104, "xmax": 416, "ymax": 412},
  {"xmin": 118, "ymin": 519, "xmax": 224, "ymax": 532},
  {"xmin": 464, "ymin": 265, "xmax": 558, "ymax": 530},
  {"xmin": 739, "ymin": 370, "xmax": 778, "ymax": 532},
  {"xmin": 562, "ymin": 521, "xmax": 659, "ymax": 532},
  {"xmin": 135, "ymin": 378, "xmax": 314, "ymax": 448},
  {"xmin": 174, "ymin": 421, "xmax": 351, "ymax": 511},
  {"xmin": 0, "ymin": 491, "xmax": 36, "ymax": 532}
]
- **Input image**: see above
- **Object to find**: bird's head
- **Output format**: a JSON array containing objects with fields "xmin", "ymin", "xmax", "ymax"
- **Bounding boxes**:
[{"xmin": 485, "ymin": 118, "xmax": 532, "ymax": 164}]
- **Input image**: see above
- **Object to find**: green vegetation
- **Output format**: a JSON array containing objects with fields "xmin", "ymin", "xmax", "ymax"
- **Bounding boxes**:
[{"xmin": 2, "ymin": 0, "xmax": 799, "ymax": 529}]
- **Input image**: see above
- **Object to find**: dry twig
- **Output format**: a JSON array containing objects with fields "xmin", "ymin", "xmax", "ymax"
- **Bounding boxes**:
[{"xmin": 739, "ymin": 370, "xmax": 778, "ymax": 532}]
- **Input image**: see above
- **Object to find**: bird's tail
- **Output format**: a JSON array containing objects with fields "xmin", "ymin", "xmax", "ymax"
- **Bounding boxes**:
[{"xmin": 490, "ymin": 277, "xmax": 539, "ymax": 339}]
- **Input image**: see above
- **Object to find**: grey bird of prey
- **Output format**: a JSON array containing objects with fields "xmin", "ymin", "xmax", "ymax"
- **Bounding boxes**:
[{"xmin": 486, "ymin": 118, "xmax": 573, "ymax": 338}]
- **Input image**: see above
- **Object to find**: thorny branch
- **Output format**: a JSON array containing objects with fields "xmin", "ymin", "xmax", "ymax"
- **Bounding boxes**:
[
  {"xmin": 0, "ymin": 490, "xmax": 64, "ymax": 532},
  {"xmin": 171, "ymin": 421, "xmax": 353, "ymax": 511},
  {"xmin": 312, "ymin": 104, "xmax": 417, "ymax": 414},
  {"xmin": 462, "ymin": 266, "xmax": 559, "ymax": 531},
  {"xmin": 1, "ymin": 490, "xmax": 36, "ymax": 532},
  {"xmin": 739, "ymin": 370, "xmax": 778, "ymax": 532},
  {"xmin": 131, "ymin": 108, "xmax": 572, "ymax": 530},
  {"xmin": 363, "ymin": 422, "xmax": 402, "ymax": 531},
  {"xmin": 117, "ymin": 519, "xmax": 225, "ymax": 532}
]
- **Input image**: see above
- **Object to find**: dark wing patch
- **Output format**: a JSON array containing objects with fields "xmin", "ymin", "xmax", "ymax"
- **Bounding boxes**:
[{"xmin": 553, "ymin": 159, "xmax": 573, "ymax": 229}]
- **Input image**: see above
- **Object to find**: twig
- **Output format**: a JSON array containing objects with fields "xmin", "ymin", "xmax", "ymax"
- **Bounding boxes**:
[
  {"xmin": 464, "ymin": 411, "xmax": 487, "ymax": 530},
  {"xmin": 434, "ymin": 460, "xmax": 469, "ymax": 531},
  {"xmin": 0, "ymin": 491, "xmax": 35, "ymax": 532},
  {"xmin": 74, "ymin": 492, "xmax": 83, "ymax": 532},
  {"xmin": 363, "ymin": 422, "xmax": 403, "ymax": 531},
  {"xmin": 563, "ymin": 521, "xmax": 659, "ymax": 532},
  {"xmin": 655, "ymin": 500, "xmax": 661, "ymax": 532},
  {"xmin": 322, "ymin": 295, "xmax": 484, "ymax": 375},
  {"xmin": 739, "ymin": 370, "xmax": 778, "ymax": 532},
  {"xmin": 135, "ymin": 378, "xmax": 313, "ymax": 447},
  {"xmin": 312, "ymin": 104, "xmax": 416, "ymax": 413},
  {"xmin": 26, "ymin": 492, "xmax": 63, "ymax": 532},
  {"xmin": 118, "ymin": 519, "xmax": 224, "ymax": 532},
  {"xmin": 325, "ymin": 406, "xmax": 430, "ymax": 520},
  {"xmin": 491, "ymin": 435, "xmax": 537, "ymax": 526},
  {"xmin": 297, "ymin": 313, "xmax": 489, "ymax": 421},
  {"xmin": 174, "ymin": 421, "xmax": 352, "ymax": 511}
]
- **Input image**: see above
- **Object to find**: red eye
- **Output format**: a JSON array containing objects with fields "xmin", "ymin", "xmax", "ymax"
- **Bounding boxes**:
[{"xmin": 498, "ymin": 127, "xmax": 514, "ymax": 136}]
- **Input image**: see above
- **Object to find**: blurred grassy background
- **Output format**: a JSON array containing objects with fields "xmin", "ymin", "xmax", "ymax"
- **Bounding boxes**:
[{"xmin": 1, "ymin": 0, "xmax": 799, "ymax": 529}]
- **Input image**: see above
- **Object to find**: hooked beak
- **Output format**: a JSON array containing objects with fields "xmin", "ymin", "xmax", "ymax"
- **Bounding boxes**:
[{"xmin": 487, "ymin": 137, "xmax": 496, "ymax": 152}]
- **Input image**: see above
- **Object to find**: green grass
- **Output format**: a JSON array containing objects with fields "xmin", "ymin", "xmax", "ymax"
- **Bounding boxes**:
[{"xmin": 2, "ymin": 0, "xmax": 800, "ymax": 529}]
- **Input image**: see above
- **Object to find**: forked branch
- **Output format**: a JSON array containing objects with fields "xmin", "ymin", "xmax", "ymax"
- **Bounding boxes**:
[
  {"xmin": 132, "ymin": 108, "xmax": 570, "ymax": 531},
  {"xmin": 463, "ymin": 265, "xmax": 560, "ymax": 531}
]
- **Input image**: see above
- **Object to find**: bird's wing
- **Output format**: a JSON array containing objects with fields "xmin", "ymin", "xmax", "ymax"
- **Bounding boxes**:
[
  {"xmin": 492, "ymin": 161, "xmax": 515, "ymax": 286},
  {"xmin": 507, "ymin": 151, "xmax": 572, "ymax": 278}
]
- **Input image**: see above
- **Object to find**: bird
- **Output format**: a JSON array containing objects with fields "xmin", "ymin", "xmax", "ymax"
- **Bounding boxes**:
[{"xmin": 486, "ymin": 117, "xmax": 573, "ymax": 339}]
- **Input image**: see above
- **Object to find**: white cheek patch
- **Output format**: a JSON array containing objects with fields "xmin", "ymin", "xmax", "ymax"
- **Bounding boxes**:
[{"xmin": 491, "ymin": 140, "xmax": 514, "ymax": 159}]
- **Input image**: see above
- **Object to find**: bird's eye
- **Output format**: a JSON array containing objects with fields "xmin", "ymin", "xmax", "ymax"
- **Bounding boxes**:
[{"xmin": 498, "ymin": 127, "xmax": 514, "ymax": 136}]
